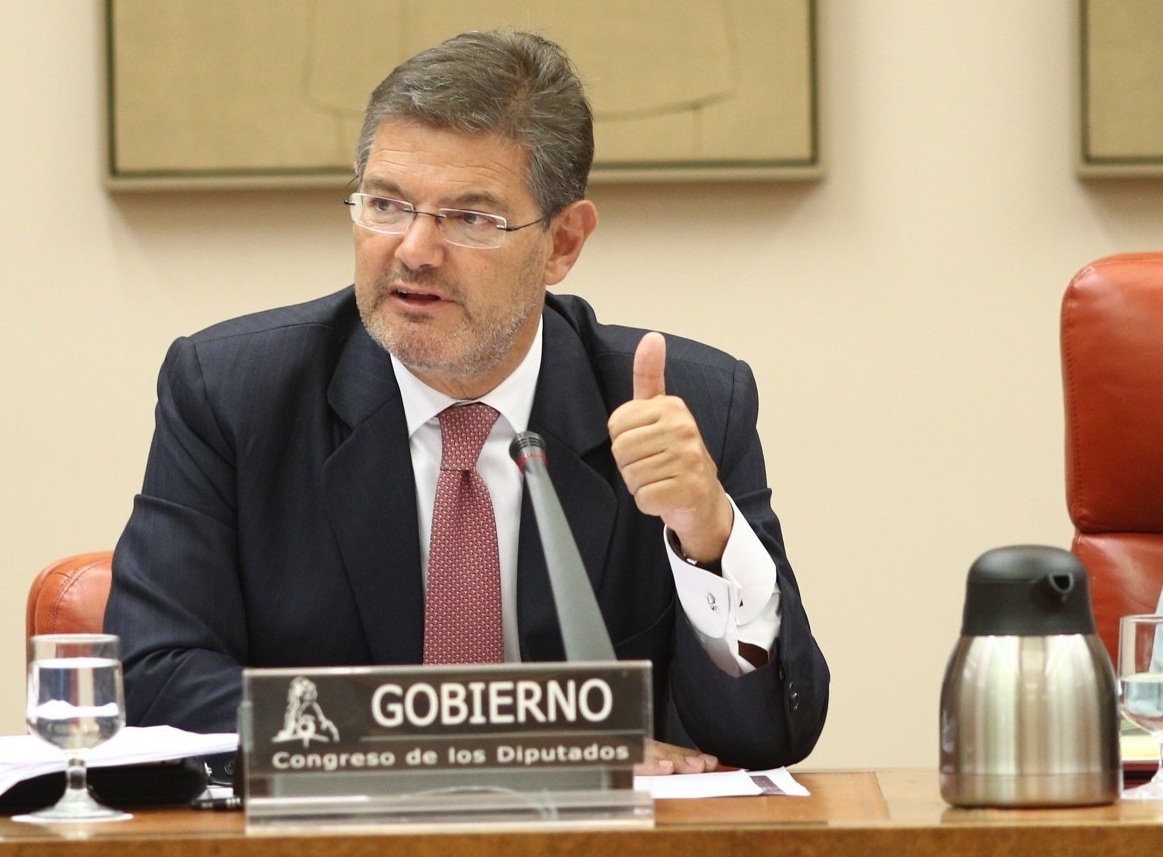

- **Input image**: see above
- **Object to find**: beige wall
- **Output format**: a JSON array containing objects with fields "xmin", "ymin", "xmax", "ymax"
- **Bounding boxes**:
[{"xmin": 3, "ymin": 2, "xmax": 1161, "ymax": 769}]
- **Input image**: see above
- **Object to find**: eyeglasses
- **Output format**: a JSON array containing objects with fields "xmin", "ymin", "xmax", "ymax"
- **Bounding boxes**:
[{"xmin": 344, "ymin": 193, "xmax": 543, "ymax": 250}]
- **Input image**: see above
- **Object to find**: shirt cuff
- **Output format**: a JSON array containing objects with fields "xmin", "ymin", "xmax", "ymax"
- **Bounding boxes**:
[{"xmin": 666, "ymin": 496, "xmax": 782, "ymax": 675}]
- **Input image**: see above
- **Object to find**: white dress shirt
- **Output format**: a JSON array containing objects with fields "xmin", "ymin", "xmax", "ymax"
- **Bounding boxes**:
[{"xmin": 390, "ymin": 320, "xmax": 781, "ymax": 675}]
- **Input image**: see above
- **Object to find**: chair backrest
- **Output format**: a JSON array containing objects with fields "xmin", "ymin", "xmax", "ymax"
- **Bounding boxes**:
[
  {"xmin": 1062, "ymin": 253, "xmax": 1163, "ymax": 661},
  {"xmin": 26, "ymin": 551, "xmax": 114, "ymax": 639}
]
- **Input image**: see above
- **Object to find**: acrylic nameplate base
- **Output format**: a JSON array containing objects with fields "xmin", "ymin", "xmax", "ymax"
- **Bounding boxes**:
[{"xmin": 239, "ymin": 661, "xmax": 653, "ymax": 831}]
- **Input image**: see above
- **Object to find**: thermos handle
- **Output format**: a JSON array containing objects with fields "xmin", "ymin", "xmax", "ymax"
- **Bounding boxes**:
[{"xmin": 1043, "ymin": 572, "xmax": 1074, "ymax": 604}]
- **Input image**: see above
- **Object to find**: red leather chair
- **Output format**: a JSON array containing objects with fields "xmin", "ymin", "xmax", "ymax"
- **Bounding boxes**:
[
  {"xmin": 1062, "ymin": 253, "xmax": 1163, "ymax": 661},
  {"xmin": 26, "ymin": 550, "xmax": 114, "ymax": 639}
]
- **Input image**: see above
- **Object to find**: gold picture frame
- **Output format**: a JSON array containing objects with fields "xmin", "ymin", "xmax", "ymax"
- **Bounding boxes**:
[
  {"xmin": 103, "ymin": 0, "xmax": 820, "ymax": 191},
  {"xmin": 1078, "ymin": 0, "xmax": 1163, "ymax": 177}
]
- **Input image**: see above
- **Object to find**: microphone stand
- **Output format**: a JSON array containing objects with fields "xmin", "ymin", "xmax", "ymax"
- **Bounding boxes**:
[{"xmin": 510, "ymin": 432, "xmax": 616, "ymax": 662}]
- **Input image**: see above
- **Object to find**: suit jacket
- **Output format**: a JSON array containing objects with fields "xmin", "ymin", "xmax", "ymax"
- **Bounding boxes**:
[{"xmin": 105, "ymin": 288, "xmax": 829, "ymax": 769}]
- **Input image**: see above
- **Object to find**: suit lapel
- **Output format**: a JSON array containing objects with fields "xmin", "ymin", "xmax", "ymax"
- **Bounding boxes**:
[
  {"xmin": 322, "ymin": 326, "xmax": 424, "ymax": 664},
  {"xmin": 517, "ymin": 308, "xmax": 619, "ymax": 660}
]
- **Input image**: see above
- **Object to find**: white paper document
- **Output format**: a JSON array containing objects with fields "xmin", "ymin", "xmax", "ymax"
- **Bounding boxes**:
[
  {"xmin": 0, "ymin": 726, "xmax": 238, "ymax": 797},
  {"xmin": 634, "ymin": 766, "xmax": 809, "ymax": 799}
]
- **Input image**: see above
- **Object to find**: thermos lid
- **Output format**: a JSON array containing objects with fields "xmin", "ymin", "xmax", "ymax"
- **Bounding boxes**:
[{"xmin": 960, "ymin": 545, "xmax": 1096, "ymax": 636}]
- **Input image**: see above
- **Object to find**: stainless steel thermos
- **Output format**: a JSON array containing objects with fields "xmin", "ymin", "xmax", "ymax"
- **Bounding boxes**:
[{"xmin": 939, "ymin": 545, "xmax": 1120, "ymax": 807}]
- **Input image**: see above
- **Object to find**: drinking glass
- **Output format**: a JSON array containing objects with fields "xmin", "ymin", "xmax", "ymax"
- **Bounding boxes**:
[
  {"xmin": 16, "ymin": 634, "xmax": 131, "ymax": 822},
  {"xmin": 1118, "ymin": 614, "xmax": 1163, "ymax": 800}
]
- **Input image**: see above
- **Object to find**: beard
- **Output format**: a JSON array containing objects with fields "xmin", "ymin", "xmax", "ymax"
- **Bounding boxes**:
[{"xmin": 356, "ymin": 263, "xmax": 544, "ymax": 386}]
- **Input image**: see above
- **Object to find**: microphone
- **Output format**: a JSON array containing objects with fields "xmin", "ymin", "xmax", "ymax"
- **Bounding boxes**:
[{"xmin": 510, "ymin": 431, "xmax": 616, "ymax": 661}]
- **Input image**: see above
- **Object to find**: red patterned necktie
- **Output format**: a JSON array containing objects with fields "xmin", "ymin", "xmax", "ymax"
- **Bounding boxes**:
[{"xmin": 423, "ymin": 402, "xmax": 504, "ymax": 664}]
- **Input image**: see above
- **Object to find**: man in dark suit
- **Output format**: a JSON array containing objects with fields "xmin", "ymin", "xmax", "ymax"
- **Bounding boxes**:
[{"xmin": 105, "ymin": 30, "xmax": 828, "ymax": 772}]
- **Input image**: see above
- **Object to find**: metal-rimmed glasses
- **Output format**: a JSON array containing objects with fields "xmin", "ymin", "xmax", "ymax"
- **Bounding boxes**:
[{"xmin": 344, "ymin": 193, "xmax": 543, "ymax": 249}]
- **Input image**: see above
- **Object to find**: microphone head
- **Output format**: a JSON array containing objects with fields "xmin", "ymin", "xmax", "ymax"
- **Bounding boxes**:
[{"xmin": 509, "ymin": 431, "xmax": 548, "ymax": 469}]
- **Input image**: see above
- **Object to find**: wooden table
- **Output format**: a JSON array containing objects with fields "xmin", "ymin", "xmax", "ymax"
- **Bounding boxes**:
[{"xmin": 3, "ymin": 770, "xmax": 1163, "ymax": 856}]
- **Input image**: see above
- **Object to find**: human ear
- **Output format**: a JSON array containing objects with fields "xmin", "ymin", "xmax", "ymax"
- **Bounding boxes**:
[{"xmin": 543, "ymin": 199, "xmax": 598, "ymax": 286}]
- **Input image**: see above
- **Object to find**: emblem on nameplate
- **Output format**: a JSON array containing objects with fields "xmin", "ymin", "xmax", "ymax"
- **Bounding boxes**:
[{"xmin": 271, "ymin": 676, "xmax": 340, "ymax": 748}]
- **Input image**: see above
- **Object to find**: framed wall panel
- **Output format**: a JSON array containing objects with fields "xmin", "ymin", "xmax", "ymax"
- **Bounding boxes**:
[
  {"xmin": 1078, "ymin": 0, "xmax": 1163, "ymax": 177},
  {"xmin": 104, "ymin": 0, "xmax": 819, "ymax": 190}
]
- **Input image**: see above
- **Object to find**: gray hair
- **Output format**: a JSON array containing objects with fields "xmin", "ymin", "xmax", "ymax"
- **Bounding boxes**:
[{"xmin": 354, "ymin": 30, "xmax": 593, "ymax": 220}]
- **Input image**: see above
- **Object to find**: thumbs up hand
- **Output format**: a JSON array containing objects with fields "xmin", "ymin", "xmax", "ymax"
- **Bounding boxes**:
[{"xmin": 608, "ymin": 332, "xmax": 733, "ymax": 565}]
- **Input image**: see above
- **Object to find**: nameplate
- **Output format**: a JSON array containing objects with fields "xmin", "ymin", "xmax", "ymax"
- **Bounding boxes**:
[{"xmin": 239, "ymin": 661, "xmax": 653, "ymax": 828}]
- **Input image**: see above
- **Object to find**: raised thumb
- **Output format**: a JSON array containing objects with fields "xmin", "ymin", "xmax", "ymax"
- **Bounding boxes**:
[{"xmin": 633, "ymin": 332, "xmax": 666, "ymax": 400}]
